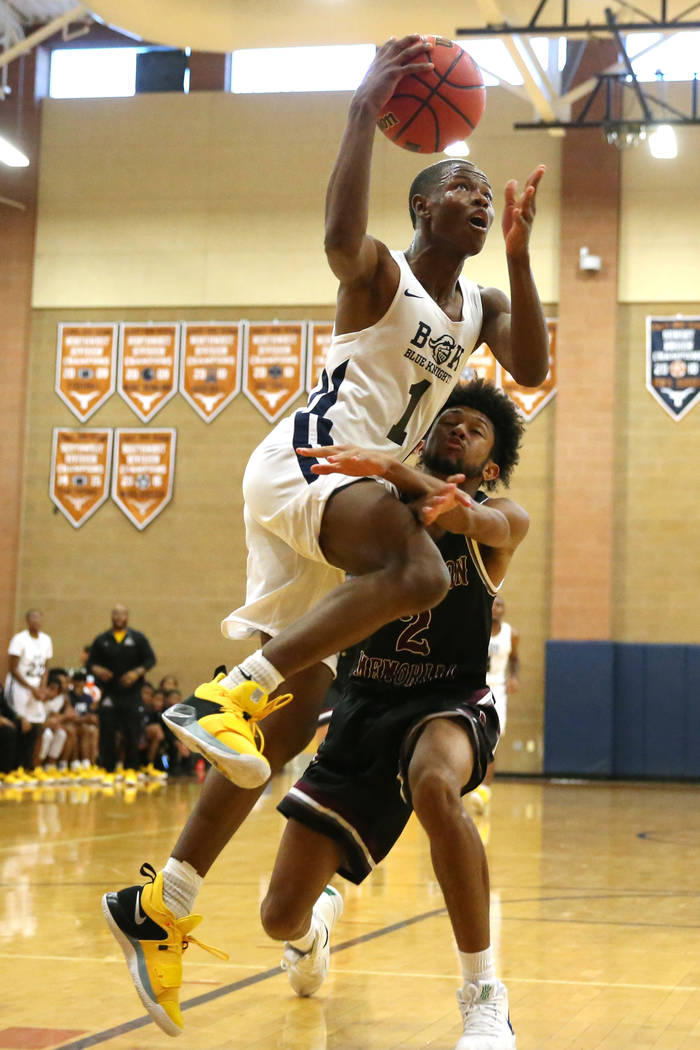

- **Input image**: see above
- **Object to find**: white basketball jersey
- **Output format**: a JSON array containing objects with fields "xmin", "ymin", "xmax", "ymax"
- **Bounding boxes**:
[
  {"xmin": 277, "ymin": 251, "xmax": 484, "ymax": 480},
  {"xmin": 486, "ymin": 621, "xmax": 512, "ymax": 690}
]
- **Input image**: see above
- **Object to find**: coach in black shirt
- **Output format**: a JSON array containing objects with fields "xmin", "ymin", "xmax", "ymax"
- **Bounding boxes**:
[{"xmin": 88, "ymin": 604, "xmax": 156, "ymax": 773}]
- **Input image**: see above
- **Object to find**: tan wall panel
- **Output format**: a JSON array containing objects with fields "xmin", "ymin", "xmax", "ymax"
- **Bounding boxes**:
[
  {"xmin": 614, "ymin": 302, "xmax": 700, "ymax": 643},
  {"xmin": 33, "ymin": 88, "xmax": 560, "ymax": 308},
  {"xmin": 619, "ymin": 124, "xmax": 700, "ymax": 303}
]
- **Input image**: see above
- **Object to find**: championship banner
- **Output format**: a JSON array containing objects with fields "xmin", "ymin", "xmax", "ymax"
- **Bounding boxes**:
[
  {"xmin": 306, "ymin": 323, "xmax": 334, "ymax": 392},
  {"xmin": 243, "ymin": 321, "xmax": 306, "ymax": 423},
  {"xmin": 50, "ymin": 428, "xmax": 113, "ymax": 528},
  {"xmin": 117, "ymin": 323, "xmax": 180, "ymax": 423},
  {"xmin": 55, "ymin": 323, "xmax": 117, "ymax": 421},
  {"xmin": 646, "ymin": 316, "xmax": 700, "ymax": 420},
  {"xmin": 501, "ymin": 319, "xmax": 558, "ymax": 420},
  {"xmin": 460, "ymin": 341, "xmax": 500, "ymax": 384},
  {"xmin": 112, "ymin": 429, "xmax": 177, "ymax": 530},
  {"xmin": 180, "ymin": 322, "xmax": 242, "ymax": 422}
]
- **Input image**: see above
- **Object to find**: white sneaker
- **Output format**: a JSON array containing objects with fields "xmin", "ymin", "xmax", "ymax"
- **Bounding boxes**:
[
  {"xmin": 280, "ymin": 886, "xmax": 343, "ymax": 997},
  {"xmin": 455, "ymin": 980, "xmax": 516, "ymax": 1049}
]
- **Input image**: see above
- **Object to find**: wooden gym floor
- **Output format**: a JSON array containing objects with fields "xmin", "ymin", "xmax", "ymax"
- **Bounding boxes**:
[{"xmin": 1, "ymin": 766, "xmax": 699, "ymax": 1050}]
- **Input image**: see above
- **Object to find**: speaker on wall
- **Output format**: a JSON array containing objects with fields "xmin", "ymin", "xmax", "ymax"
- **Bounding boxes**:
[{"xmin": 135, "ymin": 50, "xmax": 187, "ymax": 93}]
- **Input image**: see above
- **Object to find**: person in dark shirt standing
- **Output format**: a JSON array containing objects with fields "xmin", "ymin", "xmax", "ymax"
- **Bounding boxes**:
[{"xmin": 88, "ymin": 604, "xmax": 156, "ymax": 773}]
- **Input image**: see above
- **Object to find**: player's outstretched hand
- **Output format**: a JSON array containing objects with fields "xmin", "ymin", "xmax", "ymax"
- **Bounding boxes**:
[
  {"xmin": 355, "ymin": 35, "xmax": 434, "ymax": 113},
  {"xmin": 502, "ymin": 164, "xmax": 545, "ymax": 259},
  {"xmin": 297, "ymin": 444, "xmax": 394, "ymax": 477},
  {"xmin": 413, "ymin": 482, "xmax": 473, "ymax": 526}
]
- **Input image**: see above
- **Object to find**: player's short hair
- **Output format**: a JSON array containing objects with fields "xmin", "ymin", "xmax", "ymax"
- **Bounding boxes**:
[
  {"xmin": 408, "ymin": 159, "xmax": 488, "ymax": 227},
  {"xmin": 441, "ymin": 377, "xmax": 525, "ymax": 489}
]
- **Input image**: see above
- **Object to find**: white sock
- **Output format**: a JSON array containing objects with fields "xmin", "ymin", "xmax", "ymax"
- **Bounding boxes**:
[
  {"xmin": 162, "ymin": 857, "xmax": 203, "ymax": 918},
  {"xmin": 221, "ymin": 651, "xmax": 284, "ymax": 694},
  {"xmin": 288, "ymin": 918, "xmax": 319, "ymax": 954},
  {"xmin": 39, "ymin": 729, "xmax": 52, "ymax": 762},
  {"xmin": 459, "ymin": 946, "xmax": 496, "ymax": 987}
]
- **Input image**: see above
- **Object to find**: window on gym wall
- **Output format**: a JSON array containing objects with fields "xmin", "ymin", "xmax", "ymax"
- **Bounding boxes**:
[
  {"xmin": 627, "ymin": 31, "xmax": 700, "ymax": 80},
  {"xmin": 49, "ymin": 47, "xmax": 190, "ymax": 99},
  {"xmin": 230, "ymin": 39, "xmax": 567, "ymax": 93},
  {"xmin": 230, "ymin": 43, "xmax": 377, "ymax": 93},
  {"xmin": 50, "ymin": 47, "xmax": 140, "ymax": 98}
]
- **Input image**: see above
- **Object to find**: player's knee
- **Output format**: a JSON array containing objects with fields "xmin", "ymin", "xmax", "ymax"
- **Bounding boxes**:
[
  {"xmin": 398, "ymin": 556, "xmax": 451, "ymax": 614},
  {"xmin": 411, "ymin": 767, "xmax": 463, "ymax": 832}
]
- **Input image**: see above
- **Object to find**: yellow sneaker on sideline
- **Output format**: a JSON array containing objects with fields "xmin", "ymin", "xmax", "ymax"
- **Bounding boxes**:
[
  {"xmin": 468, "ymin": 782, "xmax": 492, "ymax": 815},
  {"xmin": 162, "ymin": 672, "xmax": 293, "ymax": 789},
  {"xmin": 102, "ymin": 862, "xmax": 227, "ymax": 1037}
]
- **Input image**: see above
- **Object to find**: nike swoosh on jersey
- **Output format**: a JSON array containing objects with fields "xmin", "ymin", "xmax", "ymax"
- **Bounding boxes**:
[
  {"xmin": 134, "ymin": 892, "xmax": 148, "ymax": 925},
  {"xmin": 404, "ymin": 289, "xmax": 423, "ymax": 298}
]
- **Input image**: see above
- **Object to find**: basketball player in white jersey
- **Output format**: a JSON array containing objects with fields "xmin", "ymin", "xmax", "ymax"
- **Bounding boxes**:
[
  {"xmin": 104, "ymin": 36, "xmax": 548, "ymax": 1036},
  {"xmin": 471, "ymin": 595, "xmax": 520, "ymax": 811}
]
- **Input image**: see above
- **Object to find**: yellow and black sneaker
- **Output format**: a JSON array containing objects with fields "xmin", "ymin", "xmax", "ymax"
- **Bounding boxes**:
[
  {"xmin": 162, "ymin": 669, "xmax": 293, "ymax": 789},
  {"xmin": 102, "ymin": 862, "xmax": 227, "ymax": 1037}
]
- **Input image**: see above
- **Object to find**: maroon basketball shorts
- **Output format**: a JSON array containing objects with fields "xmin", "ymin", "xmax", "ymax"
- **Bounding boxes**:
[{"xmin": 277, "ymin": 686, "xmax": 499, "ymax": 884}]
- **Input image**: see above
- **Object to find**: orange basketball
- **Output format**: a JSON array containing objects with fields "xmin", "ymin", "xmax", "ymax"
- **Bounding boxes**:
[{"xmin": 377, "ymin": 36, "xmax": 486, "ymax": 154}]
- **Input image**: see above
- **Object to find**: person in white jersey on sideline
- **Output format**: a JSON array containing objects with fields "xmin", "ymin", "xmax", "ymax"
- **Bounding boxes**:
[
  {"xmin": 103, "ymin": 35, "xmax": 548, "ymax": 1037},
  {"xmin": 470, "ymin": 594, "xmax": 520, "ymax": 812},
  {"xmin": 4, "ymin": 609, "xmax": 53, "ymax": 770}
]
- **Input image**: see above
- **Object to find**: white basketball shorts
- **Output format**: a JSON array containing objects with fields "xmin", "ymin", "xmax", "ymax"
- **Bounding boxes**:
[{"xmin": 221, "ymin": 425, "xmax": 384, "ymax": 671}]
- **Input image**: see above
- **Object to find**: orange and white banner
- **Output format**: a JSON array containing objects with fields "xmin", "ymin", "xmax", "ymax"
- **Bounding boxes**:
[
  {"xmin": 55, "ymin": 323, "xmax": 117, "ymax": 421},
  {"xmin": 243, "ymin": 322, "xmax": 306, "ymax": 423},
  {"xmin": 50, "ymin": 428, "xmax": 113, "ymax": 528},
  {"xmin": 500, "ymin": 320, "xmax": 558, "ymax": 420},
  {"xmin": 180, "ymin": 322, "xmax": 242, "ymax": 422},
  {"xmin": 306, "ymin": 323, "xmax": 334, "ymax": 392},
  {"xmin": 460, "ymin": 341, "xmax": 500, "ymax": 385},
  {"xmin": 118, "ymin": 323, "xmax": 180, "ymax": 423},
  {"xmin": 112, "ymin": 429, "xmax": 177, "ymax": 530}
]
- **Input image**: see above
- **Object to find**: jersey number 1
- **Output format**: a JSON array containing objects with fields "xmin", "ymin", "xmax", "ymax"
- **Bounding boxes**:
[{"xmin": 387, "ymin": 378, "xmax": 431, "ymax": 445}]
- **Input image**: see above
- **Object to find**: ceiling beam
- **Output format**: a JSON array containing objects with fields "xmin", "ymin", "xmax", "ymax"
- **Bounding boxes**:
[{"xmin": 0, "ymin": 5, "xmax": 86, "ymax": 71}]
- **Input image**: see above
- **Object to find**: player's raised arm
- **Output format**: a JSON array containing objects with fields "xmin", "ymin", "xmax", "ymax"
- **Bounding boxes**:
[
  {"xmin": 436, "ymin": 496, "xmax": 529, "ymax": 551},
  {"xmin": 324, "ymin": 36, "xmax": 433, "ymax": 285},
  {"xmin": 479, "ymin": 165, "xmax": 549, "ymax": 388}
]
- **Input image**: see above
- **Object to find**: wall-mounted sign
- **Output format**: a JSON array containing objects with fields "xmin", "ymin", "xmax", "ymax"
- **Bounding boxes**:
[
  {"xmin": 50, "ymin": 428, "xmax": 113, "ymax": 528},
  {"xmin": 55, "ymin": 323, "xmax": 117, "ymax": 421},
  {"xmin": 307, "ymin": 323, "xmax": 334, "ymax": 393},
  {"xmin": 646, "ymin": 316, "xmax": 700, "ymax": 420},
  {"xmin": 501, "ymin": 319, "xmax": 558, "ymax": 420},
  {"xmin": 112, "ymin": 428, "xmax": 177, "ymax": 530},
  {"xmin": 180, "ymin": 322, "xmax": 242, "ymax": 422},
  {"xmin": 460, "ymin": 341, "xmax": 500, "ymax": 385},
  {"xmin": 243, "ymin": 321, "xmax": 306, "ymax": 423},
  {"xmin": 118, "ymin": 323, "xmax": 179, "ymax": 422}
]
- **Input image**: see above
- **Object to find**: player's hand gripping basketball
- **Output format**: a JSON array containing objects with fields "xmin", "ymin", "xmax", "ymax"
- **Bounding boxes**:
[
  {"xmin": 356, "ymin": 35, "xmax": 434, "ymax": 113},
  {"xmin": 502, "ymin": 165, "xmax": 546, "ymax": 259}
]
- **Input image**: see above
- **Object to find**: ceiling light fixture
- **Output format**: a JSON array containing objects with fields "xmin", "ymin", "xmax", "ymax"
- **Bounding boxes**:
[
  {"xmin": 648, "ymin": 123, "xmax": 678, "ymax": 159},
  {"xmin": 443, "ymin": 139, "xmax": 471, "ymax": 157},
  {"xmin": 0, "ymin": 133, "xmax": 29, "ymax": 167}
]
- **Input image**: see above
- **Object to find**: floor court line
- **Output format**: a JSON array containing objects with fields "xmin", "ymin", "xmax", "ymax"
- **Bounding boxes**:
[{"xmin": 54, "ymin": 907, "xmax": 448, "ymax": 1050}]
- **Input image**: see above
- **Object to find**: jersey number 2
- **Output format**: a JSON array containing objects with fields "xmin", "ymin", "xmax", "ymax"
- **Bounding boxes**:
[
  {"xmin": 397, "ymin": 610, "xmax": 432, "ymax": 656},
  {"xmin": 387, "ymin": 378, "xmax": 431, "ymax": 445}
]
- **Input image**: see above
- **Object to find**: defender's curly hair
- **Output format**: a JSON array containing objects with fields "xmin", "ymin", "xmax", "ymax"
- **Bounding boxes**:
[{"xmin": 440, "ymin": 377, "xmax": 525, "ymax": 489}]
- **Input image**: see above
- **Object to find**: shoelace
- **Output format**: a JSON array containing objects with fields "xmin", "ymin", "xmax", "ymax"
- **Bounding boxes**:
[
  {"xmin": 458, "ymin": 989, "xmax": 508, "ymax": 1036},
  {"xmin": 138, "ymin": 862, "xmax": 229, "ymax": 962},
  {"xmin": 212, "ymin": 682, "xmax": 294, "ymax": 721},
  {"xmin": 176, "ymin": 924, "xmax": 229, "ymax": 961}
]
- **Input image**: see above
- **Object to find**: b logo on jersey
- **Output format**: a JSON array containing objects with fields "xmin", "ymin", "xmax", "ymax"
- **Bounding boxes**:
[
  {"xmin": 410, "ymin": 322, "xmax": 466, "ymax": 373},
  {"xmin": 429, "ymin": 333, "xmax": 456, "ymax": 365}
]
